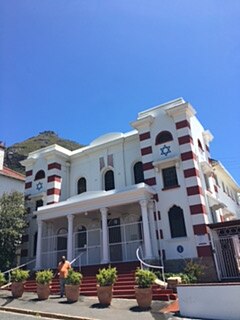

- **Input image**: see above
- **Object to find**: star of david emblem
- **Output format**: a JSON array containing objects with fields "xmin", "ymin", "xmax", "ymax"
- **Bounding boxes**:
[
  {"xmin": 36, "ymin": 182, "xmax": 43, "ymax": 191},
  {"xmin": 160, "ymin": 144, "xmax": 171, "ymax": 156}
]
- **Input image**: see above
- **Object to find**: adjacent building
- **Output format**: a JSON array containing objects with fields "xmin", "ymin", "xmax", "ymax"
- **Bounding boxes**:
[
  {"xmin": 20, "ymin": 98, "xmax": 240, "ymax": 280},
  {"xmin": 0, "ymin": 143, "xmax": 25, "ymax": 196}
]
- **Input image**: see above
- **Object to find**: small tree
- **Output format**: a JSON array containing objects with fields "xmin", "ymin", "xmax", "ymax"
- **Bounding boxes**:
[{"xmin": 0, "ymin": 192, "xmax": 26, "ymax": 271}]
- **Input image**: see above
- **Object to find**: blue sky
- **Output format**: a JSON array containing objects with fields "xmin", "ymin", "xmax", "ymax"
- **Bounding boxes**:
[{"xmin": 0, "ymin": 1, "xmax": 239, "ymax": 183}]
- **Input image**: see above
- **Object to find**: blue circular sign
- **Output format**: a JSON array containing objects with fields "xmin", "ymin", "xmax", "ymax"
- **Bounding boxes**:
[{"xmin": 177, "ymin": 245, "xmax": 184, "ymax": 253}]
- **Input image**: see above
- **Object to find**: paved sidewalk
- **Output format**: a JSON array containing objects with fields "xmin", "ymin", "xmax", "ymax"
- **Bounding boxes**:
[{"xmin": 0, "ymin": 290, "xmax": 185, "ymax": 320}]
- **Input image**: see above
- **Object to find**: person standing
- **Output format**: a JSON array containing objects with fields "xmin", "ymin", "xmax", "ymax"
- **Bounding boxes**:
[{"xmin": 58, "ymin": 255, "xmax": 71, "ymax": 297}]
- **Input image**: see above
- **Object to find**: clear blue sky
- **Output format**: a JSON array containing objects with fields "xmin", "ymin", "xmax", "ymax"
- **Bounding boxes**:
[{"xmin": 0, "ymin": 1, "xmax": 239, "ymax": 184}]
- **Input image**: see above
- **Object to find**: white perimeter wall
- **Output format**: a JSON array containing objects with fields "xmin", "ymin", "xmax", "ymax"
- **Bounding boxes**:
[{"xmin": 178, "ymin": 284, "xmax": 240, "ymax": 320}]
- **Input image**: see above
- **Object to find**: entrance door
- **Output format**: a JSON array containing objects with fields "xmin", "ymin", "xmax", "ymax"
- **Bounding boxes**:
[{"xmin": 108, "ymin": 218, "xmax": 122, "ymax": 262}]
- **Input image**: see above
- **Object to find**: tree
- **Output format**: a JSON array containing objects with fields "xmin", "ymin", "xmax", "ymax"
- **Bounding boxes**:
[{"xmin": 0, "ymin": 192, "xmax": 26, "ymax": 271}]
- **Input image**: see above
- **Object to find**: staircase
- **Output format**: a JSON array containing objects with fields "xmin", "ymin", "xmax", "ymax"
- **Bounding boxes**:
[{"xmin": 9, "ymin": 262, "xmax": 177, "ymax": 301}]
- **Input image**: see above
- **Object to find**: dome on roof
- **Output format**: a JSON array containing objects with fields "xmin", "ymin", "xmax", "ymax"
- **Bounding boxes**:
[{"xmin": 90, "ymin": 132, "xmax": 124, "ymax": 146}]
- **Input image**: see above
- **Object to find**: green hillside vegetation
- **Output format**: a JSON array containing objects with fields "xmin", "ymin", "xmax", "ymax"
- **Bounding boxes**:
[{"xmin": 5, "ymin": 131, "xmax": 83, "ymax": 174}]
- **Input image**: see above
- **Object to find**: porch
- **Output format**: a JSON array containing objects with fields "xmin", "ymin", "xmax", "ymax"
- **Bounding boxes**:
[{"xmin": 35, "ymin": 184, "xmax": 159, "ymax": 270}]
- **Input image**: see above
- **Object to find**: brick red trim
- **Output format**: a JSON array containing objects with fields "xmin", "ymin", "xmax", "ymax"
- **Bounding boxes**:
[
  {"xmin": 141, "ymin": 146, "xmax": 152, "ymax": 156},
  {"xmin": 47, "ymin": 188, "xmax": 61, "ymax": 196},
  {"xmin": 47, "ymin": 175, "xmax": 61, "ymax": 183},
  {"xmin": 190, "ymin": 204, "xmax": 206, "ymax": 215},
  {"xmin": 181, "ymin": 151, "xmax": 196, "ymax": 161},
  {"xmin": 176, "ymin": 120, "xmax": 190, "ymax": 129},
  {"xmin": 197, "ymin": 245, "xmax": 212, "ymax": 257},
  {"xmin": 47, "ymin": 201, "xmax": 57, "ymax": 205},
  {"xmin": 139, "ymin": 132, "xmax": 151, "ymax": 141},
  {"xmin": 193, "ymin": 224, "xmax": 208, "ymax": 235},
  {"xmin": 25, "ymin": 182, "xmax": 32, "ymax": 189},
  {"xmin": 178, "ymin": 135, "xmax": 193, "ymax": 145},
  {"xmin": 184, "ymin": 168, "xmax": 199, "ymax": 178},
  {"xmin": 48, "ymin": 162, "xmax": 61, "ymax": 170},
  {"xmin": 187, "ymin": 186, "xmax": 203, "ymax": 196},
  {"xmin": 144, "ymin": 177, "xmax": 156, "ymax": 186},
  {"xmin": 142, "ymin": 162, "xmax": 154, "ymax": 171},
  {"xmin": 26, "ymin": 170, "xmax": 33, "ymax": 177}
]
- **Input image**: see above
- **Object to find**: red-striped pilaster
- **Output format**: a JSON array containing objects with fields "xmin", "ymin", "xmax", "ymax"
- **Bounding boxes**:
[
  {"xmin": 174, "ymin": 111, "xmax": 210, "ymax": 257},
  {"xmin": 47, "ymin": 163, "xmax": 62, "ymax": 204}
]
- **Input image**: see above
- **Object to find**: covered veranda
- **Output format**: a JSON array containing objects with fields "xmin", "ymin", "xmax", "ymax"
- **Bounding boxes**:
[{"xmin": 35, "ymin": 183, "xmax": 159, "ymax": 270}]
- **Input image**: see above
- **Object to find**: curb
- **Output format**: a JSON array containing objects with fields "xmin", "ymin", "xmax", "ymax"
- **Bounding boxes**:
[{"xmin": 0, "ymin": 306, "xmax": 95, "ymax": 320}]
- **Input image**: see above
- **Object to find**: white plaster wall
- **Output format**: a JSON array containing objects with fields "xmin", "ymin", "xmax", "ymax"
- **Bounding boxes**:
[
  {"xmin": 0, "ymin": 175, "xmax": 24, "ymax": 196},
  {"xmin": 178, "ymin": 284, "xmax": 240, "ymax": 320},
  {"xmin": 70, "ymin": 134, "xmax": 141, "ymax": 196}
]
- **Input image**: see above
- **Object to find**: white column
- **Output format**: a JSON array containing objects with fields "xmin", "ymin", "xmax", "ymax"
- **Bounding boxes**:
[
  {"xmin": 100, "ymin": 207, "xmax": 109, "ymax": 263},
  {"xmin": 140, "ymin": 200, "xmax": 153, "ymax": 260},
  {"xmin": 67, "ymin": 214, "xmax": 74, "ymax": 262},
  {"xmin": 148, "ymin": 201, "xmax": 159, "ymax": 258},
  {"xmin": 35, "ymin": 220, "xmax": 43, "ymax": 270}
]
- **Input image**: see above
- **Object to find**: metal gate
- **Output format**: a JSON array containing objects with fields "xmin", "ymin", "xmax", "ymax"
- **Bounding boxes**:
[{"xmin": 212, "ymin": 235, "xmax": 240, "ymax": 280}]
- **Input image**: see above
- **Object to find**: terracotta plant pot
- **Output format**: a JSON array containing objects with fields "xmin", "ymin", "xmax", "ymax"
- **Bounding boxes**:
[
  {"xmin": 11, "ymin": 282, "xmax": 25, "ymax": 298},
  {"xmin": 65, "ymin": 284, "xmax": 80, "ymax": 302},
  {"xmin": 135, "ymin": 286, "xmax": 153, "ymax": 309},
  {"xmin": 37, "ymin": 283, "xmax": 51, "ymax": 300},
  {"xmin": 97, "ymin": 285, "xmax": 113, "ymax": 305}
]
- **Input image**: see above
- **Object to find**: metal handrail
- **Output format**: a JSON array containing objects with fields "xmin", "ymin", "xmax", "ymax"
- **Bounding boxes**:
[
  {"xmin": 2, "ymin": 259, "xmax": 36, "ymax": 288},
  {"xmin": 136, "ymin": 247, "xmax": 165, "ymax": 283},
  {"xmin": 70, "ymin": 252, "xmax": 86, "ymax": 271}
]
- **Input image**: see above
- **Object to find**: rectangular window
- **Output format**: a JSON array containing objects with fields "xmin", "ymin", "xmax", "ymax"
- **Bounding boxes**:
[{"xmin": 162, "ymin": 166, "xmax": 178, "ymax": 189}]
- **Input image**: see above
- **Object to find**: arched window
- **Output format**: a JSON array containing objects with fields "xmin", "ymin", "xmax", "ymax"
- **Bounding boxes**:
[
  {"xmin": 134, "ymin": 162, "xmax": 144, "ymax": 184},
  {"xmin": 35, "ymin": 170, "xmax": 45, "ymax": 180},
  {"xmin": 77, "ymin": 225, "xmax": 87, "ymax": 249},
  {"xmin": 168, "ymin": 205, "xmax": 187, "ymax": 238},
  {"xmin": 155, "ymin": 131, "xmax": 173, "ymax": 145},
  {"xmin": 104, "ymin": 170, "xmax": 115, "ymax": 191},
  {"xmin": 77, "ymin": 177, "xmax": 87, "ymax": 194}
]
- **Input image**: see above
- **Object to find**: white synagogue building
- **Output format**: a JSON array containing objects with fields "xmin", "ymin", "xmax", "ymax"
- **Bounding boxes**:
[{"xmin": 21, "ymin": 98, "xmax": 240, "ymax": 280}]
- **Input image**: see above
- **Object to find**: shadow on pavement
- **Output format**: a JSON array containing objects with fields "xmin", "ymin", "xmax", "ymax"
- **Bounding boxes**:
[{"xmin": 90, "ymin": 302, "xmax": 110, "ymax": 309}]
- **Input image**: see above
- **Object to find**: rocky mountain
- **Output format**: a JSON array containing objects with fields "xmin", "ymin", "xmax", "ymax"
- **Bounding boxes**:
[{"xmin": 4, "ymin": 131, "xmax": 84, "ymax": 174}]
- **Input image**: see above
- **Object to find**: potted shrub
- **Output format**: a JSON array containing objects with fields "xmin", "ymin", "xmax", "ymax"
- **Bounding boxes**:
[
  {"xmin": 35, "ymin": 269, "xmax": 54, "ymax": 300},
  {"xmin": 11, "ymin": 269, "xmax": 30, "ymax": 298},
  {"xmin": 65, "ymin": 269, "xmax": 83, "ymax": 302},
  {"xmin": 0, "ymin": 272, "xmax": 6, "ymax": 287},
  {"xmin": 135, "ymin": 268, "xmax": 156, "ymax": 309},
  {"xmin": 96, "ymin": 266, "xmax": 117, "ymax": 305}
]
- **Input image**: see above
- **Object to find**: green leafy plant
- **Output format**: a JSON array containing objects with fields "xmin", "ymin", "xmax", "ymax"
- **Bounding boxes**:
[
  {"xmin": 135, "ymin": 268, "xmax": 156, "ymax": 288},
  {"xmin": 11, "ymin": 269, "xmax": 29, "ymax": 282},
  {"xmin": 65, "ymin": 269, "xmax": 83, "ymax": 285},
  {"xmin": 0, "ymin": 272, "xmax": 6, "ymax": 285},
  {"xmin": 96, "ymin": 266, "xmax": 117, "ymax": 286},
  {"xmin": 184, "ymin": 260, "xmax": 205, "ymax": 283},
  {"xmin": 35, "ymin": 270, "xmax": 53, "ymax": 284}
]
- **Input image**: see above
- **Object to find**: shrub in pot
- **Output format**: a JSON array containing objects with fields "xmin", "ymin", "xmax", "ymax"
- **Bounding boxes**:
[
  {"xmin": 65, "ymin": 269, "xmax": 83, "ymax": 302},
  {"xmin": 135, "ymin": 268, "xmax": 156, "ymax": 309},
  {"xmin": 0, "ymin": 272, "xmax": 6, "ymax": 287},
  {"xmin": 11, "ymin": 269, "xmax": 30, "ymax": 298},
  {"xmin": 96, "ymin": 266, "xmax": 117, "ymax": 305},
  {"xmin": 35, "ymin": 269, "xmax": 54, "ymax": 300}
]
